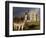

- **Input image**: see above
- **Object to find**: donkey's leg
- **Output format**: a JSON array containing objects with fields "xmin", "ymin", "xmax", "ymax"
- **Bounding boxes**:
[
  {"xmin": 18, "ymin": 25, "xmax": 20, "ymax": 31},
  {"xmin": 14, "ymin": 25, "xmax": 17, "ymax": 30},
  {"xmin": 22, "ymin": 25, "xmax": 23, "ymax": 31},
  {"xmin": 16, "ymin": 26, "xmax": 17, "ymax": 30}
]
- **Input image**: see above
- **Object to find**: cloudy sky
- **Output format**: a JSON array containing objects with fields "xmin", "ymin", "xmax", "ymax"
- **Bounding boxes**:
[{"xmin": 13, "ymin": 7, "xmax": 40, "ymax": 18}]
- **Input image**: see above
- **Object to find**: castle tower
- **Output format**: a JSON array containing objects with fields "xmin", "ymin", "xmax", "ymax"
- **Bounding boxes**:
[
  {"xmin": 28, "ymin": 10, "xmax": 37, "ymax": 22},
  {"xmin": 24, "ymin": 12, "xmax": 28, "ymax": 21}
]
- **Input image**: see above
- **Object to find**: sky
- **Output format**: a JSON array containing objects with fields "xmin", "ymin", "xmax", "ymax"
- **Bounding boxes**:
[{"xmin": 13, "ymin": 7, "xmax": 40, "ymax": 18}]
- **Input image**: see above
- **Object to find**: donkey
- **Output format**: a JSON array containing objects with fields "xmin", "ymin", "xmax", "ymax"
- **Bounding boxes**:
[{"xmin": 13, "ymin": 13, "xmax": 27, "ymax": 31}]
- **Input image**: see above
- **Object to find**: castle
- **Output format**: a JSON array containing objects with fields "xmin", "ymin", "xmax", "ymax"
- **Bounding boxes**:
[{"xmin": 24, "ymin": 10, "xmax": 40, "ymax": 22}]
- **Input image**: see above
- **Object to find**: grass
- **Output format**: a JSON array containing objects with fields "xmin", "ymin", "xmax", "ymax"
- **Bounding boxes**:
[
  {"xmin": 23, "ymin": 21, "xmax": 40, "ymax": 30},
  {"xmin": 13, "ymin": 21, "xmax": 40, "ymax": 31}
]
